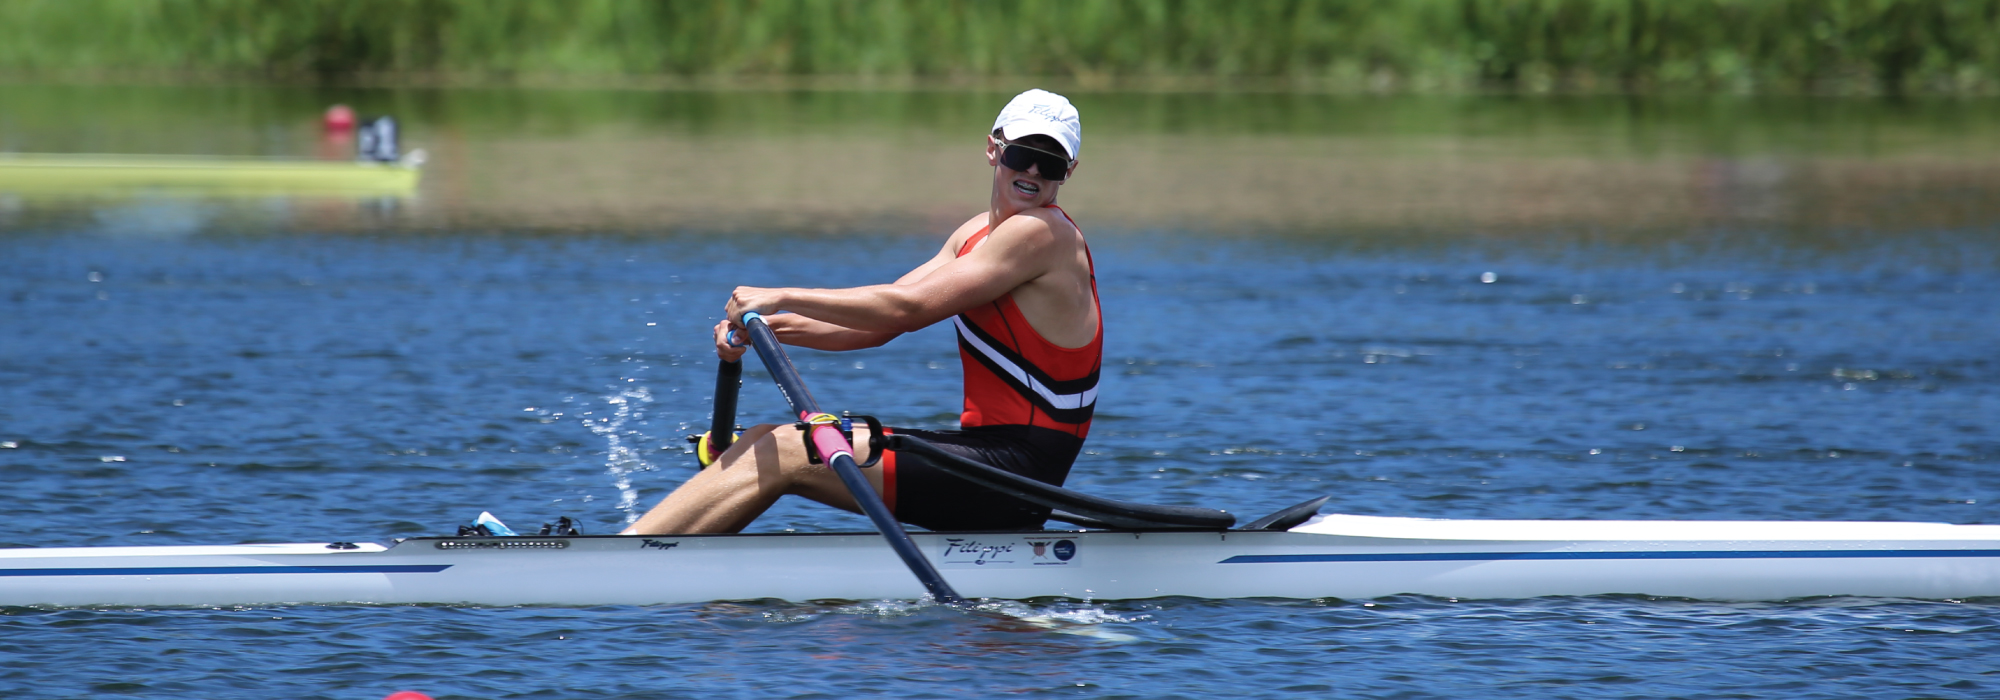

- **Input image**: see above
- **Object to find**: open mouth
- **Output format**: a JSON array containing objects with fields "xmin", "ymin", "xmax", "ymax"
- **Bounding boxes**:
[{"xmin": 1012, "ymin": 179, "xmax": 1041, "ymax": 196}]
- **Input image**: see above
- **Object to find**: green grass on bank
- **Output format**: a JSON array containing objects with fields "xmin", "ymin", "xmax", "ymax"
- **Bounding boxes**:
[{"xmin": 3, "ymin": 0, "xmax": 1999, "ymax": 94}]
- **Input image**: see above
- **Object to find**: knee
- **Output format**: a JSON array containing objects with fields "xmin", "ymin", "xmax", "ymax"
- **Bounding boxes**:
[{"xmin": 736, "ymin": 423, "xmax": 816, "ymax": 473}]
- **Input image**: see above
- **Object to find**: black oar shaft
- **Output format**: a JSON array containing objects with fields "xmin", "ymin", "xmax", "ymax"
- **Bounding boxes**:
[
  {"xmin": 738, "ymin": 312, "xmax": 964, "ymax": 605},
  {"xmin": 707, "ymin": 359, "xmax": 742, "ymax": 454}
]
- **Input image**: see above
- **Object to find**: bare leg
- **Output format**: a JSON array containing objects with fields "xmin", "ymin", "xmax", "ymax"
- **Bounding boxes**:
[{"xmin": 621, "ymin": 422, "xmax": 885, "ymax": 535}]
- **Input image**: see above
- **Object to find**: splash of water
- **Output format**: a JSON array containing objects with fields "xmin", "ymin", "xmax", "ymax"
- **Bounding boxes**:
[
  {"xmin": 974, "ymin": 599, "xmax": 1146, "ymax": 641},
  {"xmin": 585, "ymin": 385, "xmax": 655, "ymax": 524},
  {"xmin": 758, "ymin": 597, "xmax": 1145, "ymax": 642}
]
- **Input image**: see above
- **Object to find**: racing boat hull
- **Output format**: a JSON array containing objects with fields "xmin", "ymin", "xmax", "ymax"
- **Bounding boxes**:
[{"xmin": 4, "ymin": 514, "xmax": 1999, "ymax": 607}]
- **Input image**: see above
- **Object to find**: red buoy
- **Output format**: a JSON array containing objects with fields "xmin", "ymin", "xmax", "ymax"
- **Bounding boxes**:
[
  {"xmin": 324, "ymin": 104, "xmax": 357, "ymax": 133},
  {"xmin": 382, "ymin": 692, "xmax": 433, "ymax": 700}
]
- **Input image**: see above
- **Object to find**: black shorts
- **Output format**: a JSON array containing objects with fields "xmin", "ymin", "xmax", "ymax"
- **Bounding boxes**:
[{"xmin": 883, "ymin": 425, "xmax": 1083, "ymax": 532}]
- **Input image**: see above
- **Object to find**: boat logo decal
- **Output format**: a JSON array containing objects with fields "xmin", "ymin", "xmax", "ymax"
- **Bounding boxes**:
[
  {"xmin": 943, "ymin": 538, "xmax": 1014, "ymax": 565},
  {"xmin": 1053, "ymin": 540, "xmax": 1077, "ymax": 561},
  {"xmin": 640, "ymin": 539, "xmax": 680, "ymax": 551},
  {"xmin": 937, "ymin": 536, "xmax": 1078, "ymax": 568}
]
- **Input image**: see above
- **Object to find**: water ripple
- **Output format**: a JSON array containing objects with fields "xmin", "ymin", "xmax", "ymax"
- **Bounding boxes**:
[{"xmin": 0, "ymin": 225, "xmax": 1995, "ymax": 696}]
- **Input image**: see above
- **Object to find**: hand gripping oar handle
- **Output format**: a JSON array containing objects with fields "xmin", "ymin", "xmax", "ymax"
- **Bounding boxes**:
[{"xmin": 738, "ymin": 312, "xmax": 965, "ymax": 606}]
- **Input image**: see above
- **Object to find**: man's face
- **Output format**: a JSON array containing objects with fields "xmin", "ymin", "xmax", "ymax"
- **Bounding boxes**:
[{"xmin": 987, "ymin": 134, "xmax": 1075, "ymax": 212}]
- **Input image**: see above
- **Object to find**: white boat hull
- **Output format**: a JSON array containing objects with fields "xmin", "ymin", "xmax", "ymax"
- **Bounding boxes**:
[{"xmin": 5, "ymin": 514, "xmax": 2000, "ymax": 607}]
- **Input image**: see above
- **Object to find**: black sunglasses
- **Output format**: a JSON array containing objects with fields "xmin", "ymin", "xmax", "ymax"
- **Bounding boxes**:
[{"xmin": 996, "ymin": 139, "xmax": 1072, "ymax": 181}]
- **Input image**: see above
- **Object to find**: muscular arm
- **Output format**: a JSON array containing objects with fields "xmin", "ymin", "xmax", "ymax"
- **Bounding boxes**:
[
  {"xmin": 728, "ymin": 214, "xmax": 1061, "ymax": 342},
  {"xmin": 760, "ymin": 313, "xmax": 894, "ymax": 352},
  {"xmin": 732, "ymin": 217, "xmax": 977, "ymax": 352}
]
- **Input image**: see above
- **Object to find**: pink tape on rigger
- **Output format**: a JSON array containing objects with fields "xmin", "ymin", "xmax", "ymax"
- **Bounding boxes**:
[{"xmin": 802, "ymin": 412, "xmax": 857, "ymax": 464}]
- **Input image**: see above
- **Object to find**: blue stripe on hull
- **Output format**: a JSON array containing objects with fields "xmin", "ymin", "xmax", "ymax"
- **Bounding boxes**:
[
  {"xmin": 1222, "ymin": 550, "xmax": 2000, "ymax": 564},
  {"xmin": 0, "ymin": 565, "xmax": 452, "ymax": 577}
]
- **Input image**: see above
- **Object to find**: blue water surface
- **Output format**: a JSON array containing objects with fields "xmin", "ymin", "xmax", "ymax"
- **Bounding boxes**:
[{"xmin": 1, "ymin": 210, "xmax": 1997, "ymax": 699}]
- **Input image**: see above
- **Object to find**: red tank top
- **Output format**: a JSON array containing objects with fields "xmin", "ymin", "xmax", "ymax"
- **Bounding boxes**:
[{"xmin": 952, "ymin": 206, "xmax": 1102, "ymax": 437}]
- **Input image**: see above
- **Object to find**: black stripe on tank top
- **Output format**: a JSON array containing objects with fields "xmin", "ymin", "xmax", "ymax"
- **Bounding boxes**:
[
  {"xmin": 955, "ymin": 314, "xmax": 1098, "ymax": 425},
  {"xmin": 954, "ymin": 311, "xmax": 1100, "ymax": 396}
]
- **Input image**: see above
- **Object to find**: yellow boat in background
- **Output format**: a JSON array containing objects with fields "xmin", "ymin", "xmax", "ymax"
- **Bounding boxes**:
[{"xmin": 0, "ymin": 152, "xmax": 421, "ymax": 198}]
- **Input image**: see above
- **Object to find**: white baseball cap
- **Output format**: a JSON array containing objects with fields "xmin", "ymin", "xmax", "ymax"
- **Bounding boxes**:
[{"xmin": 992, "ymin": 89, "xmax": 1081, "ymax": 160}]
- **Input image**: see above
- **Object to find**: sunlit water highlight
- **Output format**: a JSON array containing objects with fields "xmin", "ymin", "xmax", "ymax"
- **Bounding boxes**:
[{"xmin": 585, "ymin": 386, "xmax": 657, "ymax": 525}]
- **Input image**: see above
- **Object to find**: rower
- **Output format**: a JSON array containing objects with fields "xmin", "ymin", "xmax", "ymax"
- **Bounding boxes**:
[
  {"xmin": 355, "ymin": 116, "xmax": 400, "ymax": 163},
  {"xmin": 624, "ymin": 89, "xmax": 1095, "ymax": 535}
]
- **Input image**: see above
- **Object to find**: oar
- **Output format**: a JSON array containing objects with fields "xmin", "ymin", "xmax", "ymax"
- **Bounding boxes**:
[
  {"xmin": 690, "ymin": 358, "xmax": 742, "ymax": 467},
  {"xmin": 737, "ymin": 311, "xmax": 966, "ymax": 606}
]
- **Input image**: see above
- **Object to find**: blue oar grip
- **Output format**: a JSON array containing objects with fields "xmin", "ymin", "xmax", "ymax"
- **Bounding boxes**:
[{"xmin": 731, "ymin": 311, "xmax": 762, "ymax": 347}]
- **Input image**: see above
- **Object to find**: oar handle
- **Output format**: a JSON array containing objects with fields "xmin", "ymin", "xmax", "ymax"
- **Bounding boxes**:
[
  {"xmin": 705, "ymin": 358, "xmax": 742, "ymax": 455},
  {"xmin": 738, "ymin": 312, "xmax": 965, "ymax": 606}
]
